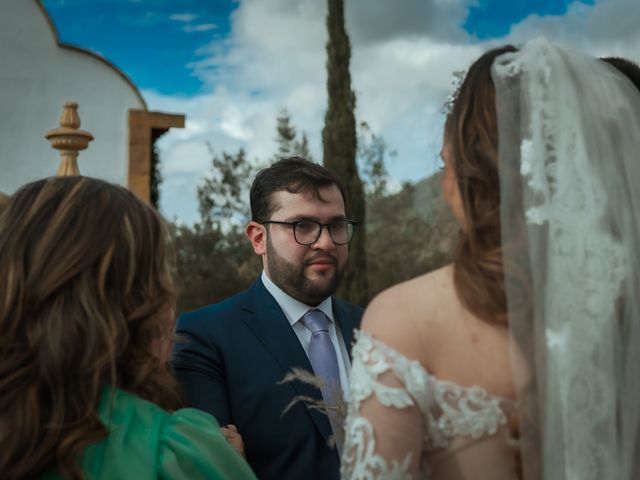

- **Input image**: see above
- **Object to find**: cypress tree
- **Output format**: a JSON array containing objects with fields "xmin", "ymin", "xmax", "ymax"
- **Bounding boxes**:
[{"xmin": 322, "ymin": 0, "xmax": 368, "ymax": 305}]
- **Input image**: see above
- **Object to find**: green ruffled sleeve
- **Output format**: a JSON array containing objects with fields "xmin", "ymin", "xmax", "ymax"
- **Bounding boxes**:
[{"xmin": 158, "ymin": 408, "xmax": 257, "ymax": 480}]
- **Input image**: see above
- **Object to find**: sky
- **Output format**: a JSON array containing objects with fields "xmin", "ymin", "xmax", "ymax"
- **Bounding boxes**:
[{"xmin": 42, "ymin": 0, "xmax": 640, "ymax": 224}]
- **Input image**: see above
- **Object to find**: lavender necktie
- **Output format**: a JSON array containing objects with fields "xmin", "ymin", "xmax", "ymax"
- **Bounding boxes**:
[{"xmin": 301, "ymin": 309, "xmax": 342, "ymax": 409}]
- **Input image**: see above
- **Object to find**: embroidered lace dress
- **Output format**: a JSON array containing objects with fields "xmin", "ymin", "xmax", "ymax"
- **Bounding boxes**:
[{"xmin": 341, "ymin": 331, "xmax": 518, "ymax": 480}]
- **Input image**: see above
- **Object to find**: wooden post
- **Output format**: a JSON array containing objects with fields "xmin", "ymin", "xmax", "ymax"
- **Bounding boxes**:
[
  {"xmin": 45, "ymin": 101, "xmax": 94, "ymax": 176},
  {"xmin": 128, "ymin": 110, "xmax": 184, "ymax": 203}
]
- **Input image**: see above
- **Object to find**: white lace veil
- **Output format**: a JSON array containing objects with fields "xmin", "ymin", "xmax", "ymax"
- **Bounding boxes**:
[{"xmin": 492, "ymin": 38, "xmax": 640, "ymax": 479}]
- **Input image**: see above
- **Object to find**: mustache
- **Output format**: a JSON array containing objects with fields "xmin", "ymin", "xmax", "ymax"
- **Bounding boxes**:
[{"xmin": 305, "ymin": 254, "xmax": 338, "ymax": 265}]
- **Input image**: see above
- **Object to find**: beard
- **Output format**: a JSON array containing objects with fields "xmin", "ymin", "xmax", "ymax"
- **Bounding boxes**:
[{"xmin": 266, "ymin": 237, "xmax": 345, "ymax": 306}]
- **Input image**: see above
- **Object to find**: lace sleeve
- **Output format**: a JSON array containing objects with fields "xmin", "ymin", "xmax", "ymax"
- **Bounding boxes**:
[{"xmin": 341, "ymin": 331, "xmax": 428, "ymax": 480}]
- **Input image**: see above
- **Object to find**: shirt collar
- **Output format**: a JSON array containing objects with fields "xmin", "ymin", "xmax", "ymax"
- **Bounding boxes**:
[{"xmin": 261, "ymin": 271, "xmax": 334, "ymax": 326}]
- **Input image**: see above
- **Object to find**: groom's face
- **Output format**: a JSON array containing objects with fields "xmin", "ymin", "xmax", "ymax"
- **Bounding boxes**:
[{"xmin": 261, "ymin": 184, "xmax": 348, "ymax": 305}]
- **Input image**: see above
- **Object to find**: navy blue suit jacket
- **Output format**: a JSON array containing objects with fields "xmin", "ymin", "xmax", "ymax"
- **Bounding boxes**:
[{"xmin": 173, "ymin": 278, "xmax": 363, "ymax": 480}]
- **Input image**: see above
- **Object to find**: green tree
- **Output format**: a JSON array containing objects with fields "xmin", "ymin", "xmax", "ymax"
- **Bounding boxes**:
[
  {"xmin": 295, "ymin": 133, "xmax": 312, "ymax": 161},
  {"xmin": 173, "ymin": 147, "xmax": 261, "ymax": 312},
  {"xmin": 322, "ymin": 0, "xmax": 368, "ymax": 306},
  {"xmin": 150, "ymin": 130, "xmax": 164, "ymax": 209},
  {"xmin": 357, "ymin": 122, "xmax": 456, "ymax": 299},
  {"xmin": 197, "ymin": 145, "xmax": 256, "ymax": 229},
  {"xmin": 172, "ymin": 223, "xmax": 258, "ymax": 313},
  {"xmin": 358, "ymin": 122, "xmax": 395, "ymax": 199},
  {"xmin": 275, "ymin": 109, "xmax": 296, "ymax": 160},
  {"xmin": 274, "ymin": 109, "xmax": 313, "ymax": 161},
  {"xmin": 365, "ymin": 178, "xmax": 456, "ymax": 299}
]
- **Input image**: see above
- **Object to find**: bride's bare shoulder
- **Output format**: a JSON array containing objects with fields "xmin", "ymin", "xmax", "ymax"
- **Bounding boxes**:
[
  {"xmin": 364, "ymin": 264, "xmax": 455, "ymax": 321},
  {"xmin": 361, "ymin": 264, "xmax": 456, "ymax": 358}
]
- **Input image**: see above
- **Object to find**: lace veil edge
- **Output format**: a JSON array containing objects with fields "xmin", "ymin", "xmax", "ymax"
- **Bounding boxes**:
[{"xmin": 493, "ymin": 38, "xmax": 640, "ymax": 480}]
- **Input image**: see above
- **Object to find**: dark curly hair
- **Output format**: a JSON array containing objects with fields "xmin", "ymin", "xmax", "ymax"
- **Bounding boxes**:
[{"xmin": 250, "ymin": 156, "xmax": 346, "ymax": 222}]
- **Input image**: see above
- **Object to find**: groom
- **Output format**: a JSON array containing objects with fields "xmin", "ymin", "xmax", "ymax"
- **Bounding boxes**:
[{"xmin": 173, "ymin": 157, "xmax": 363, "ymax": 480}]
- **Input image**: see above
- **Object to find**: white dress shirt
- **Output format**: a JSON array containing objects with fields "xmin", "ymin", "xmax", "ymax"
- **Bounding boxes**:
[{"xmin": 261, "ymin": 271, "xmax": 351, "ymax": 397}]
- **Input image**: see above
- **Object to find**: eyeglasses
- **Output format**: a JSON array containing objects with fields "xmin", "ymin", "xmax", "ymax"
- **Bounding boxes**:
[{"xmin": 261, "ymin": 219, "xmax": 357, "ymax": 245}]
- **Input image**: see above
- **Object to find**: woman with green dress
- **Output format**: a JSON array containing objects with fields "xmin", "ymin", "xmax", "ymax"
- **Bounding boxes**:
[{"xmin": 0, "ymin": 177, "xmax": 256, "ymax": 480}]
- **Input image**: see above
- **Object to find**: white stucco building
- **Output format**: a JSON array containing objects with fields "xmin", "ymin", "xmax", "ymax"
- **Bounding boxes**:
[{"xmin": 0, "ymin": 0, "xmax": 183, "ymax": 201}]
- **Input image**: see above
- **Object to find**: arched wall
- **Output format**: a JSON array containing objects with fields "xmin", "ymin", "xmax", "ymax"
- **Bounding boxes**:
[{"xmin": 0, "ymin": 0, "xmax": 183, "ymax": 201}]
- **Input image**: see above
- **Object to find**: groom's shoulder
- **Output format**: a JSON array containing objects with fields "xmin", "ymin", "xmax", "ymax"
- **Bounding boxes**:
[
  {"xmin": 177, "ymin": 284, "xmax": 255, "ymax": 330},
  {"xmin": 333, "ymin": 296, "xmax": 365, "ymax": 319}
]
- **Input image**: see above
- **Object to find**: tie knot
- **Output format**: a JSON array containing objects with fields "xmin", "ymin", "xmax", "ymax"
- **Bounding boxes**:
[{"xmin": 302, "ymin": 309, "xmax": 330, "ymax": 333}]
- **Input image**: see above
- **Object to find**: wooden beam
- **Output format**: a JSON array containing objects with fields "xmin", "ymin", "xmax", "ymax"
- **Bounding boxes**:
[{"xmin": 128, "ymin": 109, "xmax": 185, "ymax": 203}]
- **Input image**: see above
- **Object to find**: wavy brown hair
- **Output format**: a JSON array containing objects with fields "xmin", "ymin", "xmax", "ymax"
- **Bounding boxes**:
[
  {"xmin": 0, "ymin": 177, "xmax": 182, "ymax": 479},
  {"xmin": 446, "ymin": 46, "xmax": 532, "ymax": 480},
  {"xmin": 445, "ymin": 45, "xmax": 518, "ymax": 325},
  {"xmin": 0, "ymin": 192, "xmax": 8, "ymax": 210}
]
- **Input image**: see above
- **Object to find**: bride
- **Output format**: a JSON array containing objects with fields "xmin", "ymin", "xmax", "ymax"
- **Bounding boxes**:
[{"xmin": 341, "ymin": 38, "xmax": 640, "ymax": 479}]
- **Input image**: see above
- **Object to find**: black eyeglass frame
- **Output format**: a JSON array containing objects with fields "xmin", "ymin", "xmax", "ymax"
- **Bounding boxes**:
[{"xmin": 260, "ymin": 219, "xmax": 358, "ymax": 245}]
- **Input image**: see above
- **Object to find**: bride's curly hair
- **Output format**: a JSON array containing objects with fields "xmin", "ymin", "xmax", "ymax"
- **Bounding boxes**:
[
  {"xmin": 0, "ymin": 177, "xmax": 182, "ymax": 479},
  {"xmin": 445, "ymin": 45, "xmax": 519, "ymax": 325}
]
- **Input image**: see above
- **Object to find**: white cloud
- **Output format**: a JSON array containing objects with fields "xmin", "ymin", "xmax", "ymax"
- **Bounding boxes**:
[
  {"xmin": 346, "ymin": 0, "xmax": 472, "ymax": 45},
  {"xmin": 169, "ymin": 13, "xmax": 197, "ymax": 23},
  {"xmin": 504, "ymin": 0, "xmax": 640, "ymax": 60},
  {"xmin": 184, "ymin": 23, "xmax": 217, "ymax": 33},
  {"xmin": 169, "ymin": 13, "xmax": 217, "ymax": 34},
  {"xmin": 151, "ymin": 0, "xmax": 640, "ymax": 224}
]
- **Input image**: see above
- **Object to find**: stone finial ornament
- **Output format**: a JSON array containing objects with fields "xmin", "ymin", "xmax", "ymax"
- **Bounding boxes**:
[{"xmin": 45, "ymin": 101, "xmax": 94, "ymax": 176}]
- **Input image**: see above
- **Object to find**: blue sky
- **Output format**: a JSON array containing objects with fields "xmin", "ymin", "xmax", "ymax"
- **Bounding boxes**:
[
  {"xmin": 43, "ymin": 0, "xmax": 236, "ymax": 96},
  {"xmin": 44, "ymin": 0, "xmax": 589, "ymax": 95},
  {"xmin": 465, "ymin": 0, "xmax": 593, "ymax": 38},
  {"xmin": 40, "ymin": 0, "xmax": 639, "ymax": 223}
]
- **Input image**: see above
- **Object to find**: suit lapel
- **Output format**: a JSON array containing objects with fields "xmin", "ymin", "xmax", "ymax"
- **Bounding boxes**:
[
  {"xmin": 240, "ymin": 279, "xmax": 334, "ymax": 442},
  {"xmin": 333, "ymin": 299, "xmax": 360, "ymax": 360}
]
